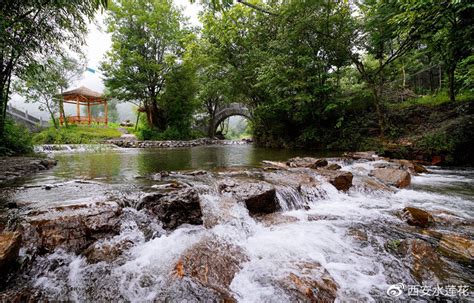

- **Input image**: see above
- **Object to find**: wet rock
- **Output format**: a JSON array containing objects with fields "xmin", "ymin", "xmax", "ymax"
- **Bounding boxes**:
[
  {"xmin": 174, "ymin": 237, "xmax": 248, "ymax": 299},
  {"xmin": 307, "ymin": 215, "xmax": 342, "ymax": 221},
  {"xmin": 183, "ymin": 170, "xmax": 207, "ymax": 176},
  {"xmin": 0, "ymin": 288, "xmax": 42, "ymax": 302},
  {"xmin": 220, "ymin": 179, "xmax": 279, "ymax": 216},
  {"xmin": 343, "ymin": 151, "xmax": 378, "ymax": 161},
  {"xmin": 438, "ymin": 234, "xmax": 474, "ymax": 263},
  {"xmin": 317, "ymin": 170, "xmax": 353, "ymax": 191},
  {"xmin": 413, "ymin": 163, "xmax": 428, "ymax": 174},
  {"xmin": 430, "ymin": 212, "xmax": 474, "ymax": 235},
  {"xmin": 286, "ymin": 157, "xmax": 328, "ymax": 169},
  {"xmin": 39, "ymin": 159, "xmax": 58, "ymax": 169},
  {"xmin": 258, "ymin": 213, "xmax": 299, "ymax": 227},
  {"xmin": 390, "ymin": 159, "xmax": 428, "ymax": 174},
  {"xmin": 83, "ymin": 238, "xmax": 134, "ymax": 263},
  {"xmin": 279, "ymin": 262, "xmax": 339, "ymax": 303},
  {"xmin": 0, "ymin": 157, "xmax": 57, "ymax": 183},
  {"xmin": 352, "ymin": 176, "xmax": 394, "ymax": 194},
  {"xmin": 325, "ymin": 163, "xmax": 341, "ymax": 171},
  {"xmin": 347, "ymin": 228, "xmax": 368, "ymax": 242},
  {"xmin": 21, "ymin": 202, "xmax": 121, "ymax": 254},
  {"xmin": 0, "ymin": 231, "xmax": 21, "ymax": 271},
  {"xmin": 150, "ymin": 180, "xmax": 188, "ymax": 190},
  {"xmin": 139, "ymin": 188, "xmax": 203, "ymax": 230},
  {"xmin": 369, "ymin": 168, "xmax": 411, "ymax": 188},
  {"xmin": 261, "ymin": 160, "xmax": 288, "ymax": 169},
  {"xmin": 402, "ymin": 207, "xmax": 434, "ymax": 228},
  {"xmin": 397, "ymin": 239, "xmax": 447, "ymax": 283}
]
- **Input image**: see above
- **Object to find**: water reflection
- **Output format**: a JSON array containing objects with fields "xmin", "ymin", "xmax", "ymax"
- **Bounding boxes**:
[{"xmin": 48, "ymin": 145, "xmax": 340, "ymax": 184}]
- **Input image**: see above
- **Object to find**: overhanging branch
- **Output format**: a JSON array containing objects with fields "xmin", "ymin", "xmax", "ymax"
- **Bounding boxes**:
[{"xmin": 236, "ymin": 0, "xmax": 278, "ymax": 16}]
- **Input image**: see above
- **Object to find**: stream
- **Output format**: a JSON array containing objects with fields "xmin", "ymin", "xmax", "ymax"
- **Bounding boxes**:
[{"xmin": 0, "ymin": 145, "xmax": 473, "ymax": 302}]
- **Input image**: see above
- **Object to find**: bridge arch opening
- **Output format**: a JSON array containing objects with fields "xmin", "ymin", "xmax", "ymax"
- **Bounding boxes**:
[
  {"xmin": 215, "ymin": 115, "xmax": 252, "ymax": 140},
  {"xmin": 207, "ymin": 102, "xmax": 252, "ymax": 139}
]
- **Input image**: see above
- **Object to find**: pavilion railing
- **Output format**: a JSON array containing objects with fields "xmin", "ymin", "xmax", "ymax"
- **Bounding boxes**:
[{"xmin": 60, "ymin": 116, "xmax": 107, "ymax": 125}]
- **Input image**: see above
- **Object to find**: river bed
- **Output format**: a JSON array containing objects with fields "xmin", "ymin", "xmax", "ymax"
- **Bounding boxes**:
[{"xmin": 0, "ymin": 145, "xmax": 472, "ymax": 302}]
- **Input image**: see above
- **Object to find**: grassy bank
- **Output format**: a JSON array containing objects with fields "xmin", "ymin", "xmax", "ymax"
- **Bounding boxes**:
[{"xmin": 33, "ymin": 125, "xmax": 122, "ymax": 144}]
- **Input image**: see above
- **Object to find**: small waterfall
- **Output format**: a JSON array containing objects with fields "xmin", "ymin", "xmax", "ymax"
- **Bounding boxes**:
[
  {"xmin": 275, "ymin": 186, "xmax": 306, "ymax": 211},
  {"xmin": 34, "ymin": 144, "xmax": 120, "ymax": 153}
]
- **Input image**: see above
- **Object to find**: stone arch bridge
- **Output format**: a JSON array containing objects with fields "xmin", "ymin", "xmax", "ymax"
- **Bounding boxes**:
[{"xmin": 196, "ymin": 103, "xmax": 251, "ymax": 137}]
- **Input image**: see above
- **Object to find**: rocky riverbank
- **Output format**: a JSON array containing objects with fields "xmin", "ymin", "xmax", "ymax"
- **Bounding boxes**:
[
  {"xmin": 106, "ymin": 137, "xmax": 253, "ymax": 148},
  {"xmin": 0, "ymin": 152, "xmax": 472, "ymax": 301},
  {"xmin": 0, "ymin": 157, "xmax": 57, "ymax": 184}
]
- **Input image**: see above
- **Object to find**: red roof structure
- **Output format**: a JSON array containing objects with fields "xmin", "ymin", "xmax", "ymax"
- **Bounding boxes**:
[{"xmin": 60, "ymin": 86, "xmax": 108, "ymax": 125}]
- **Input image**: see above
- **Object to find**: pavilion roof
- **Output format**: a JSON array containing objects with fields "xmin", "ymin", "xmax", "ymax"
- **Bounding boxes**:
[{"xmin": 61, "ymin": 86, "xmax": 105, "ymax": 104}]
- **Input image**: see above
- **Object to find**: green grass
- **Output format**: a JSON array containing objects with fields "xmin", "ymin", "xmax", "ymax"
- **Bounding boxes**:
[
  {"xmin": 33, "ymin": 125, "xmax": 122, "ymax": 144},
  {"xmin": 390, "ymin": 90, "xmax": 474, "ymax": 109}
]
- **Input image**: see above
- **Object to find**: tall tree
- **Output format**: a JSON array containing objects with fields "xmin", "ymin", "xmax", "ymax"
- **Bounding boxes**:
[
  {"xmin": 0, "ymin": 0, "xmax": 107, "ymax": 137},
  {"xmin": 393, "ymin": 0, "xmax": 474, "ymax": 102},
  {"xmin": 14, "ymin": 54, "xmax": 84, "ymax": 129},
  {"xmin": 101, "ymin": 0, "xmax": 189, "ymax": 131}
]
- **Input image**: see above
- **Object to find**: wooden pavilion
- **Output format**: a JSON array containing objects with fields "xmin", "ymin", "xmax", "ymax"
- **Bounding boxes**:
[{"xmin": 60, "ymin": 86, "xmax": 108, "ymax": 125}]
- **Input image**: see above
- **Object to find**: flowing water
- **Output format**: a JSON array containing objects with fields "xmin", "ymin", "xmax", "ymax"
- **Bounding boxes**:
[{"xmin": 1, "ymin": 145, "xmax": 473, "ymax": 302}]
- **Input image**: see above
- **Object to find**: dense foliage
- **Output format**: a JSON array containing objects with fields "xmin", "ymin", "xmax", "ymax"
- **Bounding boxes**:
[
  {"xmin": 190, "ymin": 0, "xmax": 473, "ymax": 154},
  {"xmin": 33, "ymin": 125, "xmax": 122, "ymax": 144},
  {"xmin": 101, "ymin": 0, "xmax": 195, "ymax": 136},
  {"xmin": 0, "ymin": 119, "xmax": 33, "ymax": 156},
  {"xmin": 2, "ymin": 0, "xmax": 472, "ymax": 165},
  {"xmin": 0, "ymin": 0, "xmax": 107, "ymax": 139}
]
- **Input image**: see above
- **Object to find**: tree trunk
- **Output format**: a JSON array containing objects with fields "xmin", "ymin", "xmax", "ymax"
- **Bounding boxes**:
[
  {"xmin": 207, "ymin": 116, "xmax": 216, "ymax": 138},
  {"xmin": 371, "ymin": 85, "xmax": 385, "ymax": 138},
  {"xmin": 447, "ymin": 65, "xmax": 456, "ymax": 102},
  {"xmin": 135, "ymin": 111, "xmax": 140, "ymax": 131},
  {"xmin": 46, "ymin": 103, "xmax": 58, "ymax": 129},
  {"xmin": 0, "ymin": 82, "xmax": 6, "ymax": 138},
  {"xmin": 59, "ymin": 89, "xmax": 68, "ymax": 128}
]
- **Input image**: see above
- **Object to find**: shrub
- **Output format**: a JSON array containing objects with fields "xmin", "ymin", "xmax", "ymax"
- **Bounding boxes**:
[
  {"xmin": 33, "ymin": 125, "xmax": 122, "ymax": 144},
  {"xmin": 0, "ymin": 119, "xmax": 33, "ymax": 155}
]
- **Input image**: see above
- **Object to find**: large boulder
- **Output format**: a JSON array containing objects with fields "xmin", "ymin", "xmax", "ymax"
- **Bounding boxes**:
[
  {"xmin": 278, "ymin": 262, "xmax": 339, "ymax": 303},
  {"xmin": 219, "ymin": 179, "xmax": 280, "ymax": 216},
  {"xmin": 369, "ymin": 168, "xmax": 411, "ymax": 188},
  {"xmin": 286, "ymin": 157, "xmax": 328, "ymax": 169},
  {"xmin": 391, "ymin": 159, "xmax": 428, "ymax": 174},
  {"xmin": 438, "ymin": 234, "xmax": 474, "ymax": 263},
  {"xmin": 402, "ymin": 207, "xmax": 434, "ymax": 228},
  {"xmin": 139, "ymin": 188, "xmax": 203, "ymax": 230},
  {"xmin": 21, "ymin": 202, "xmax": 121, "ymax": 254},
  {"xmin": 173, "ymin": 237, "xmax": 248, "ymax": 300},
  {"xmin": 316, "ymin": 170, "xmax": 353, "ymax": 191},
  {"xmin": 0, "ymin": 231, "xmax": 21, "ymax": 272}
]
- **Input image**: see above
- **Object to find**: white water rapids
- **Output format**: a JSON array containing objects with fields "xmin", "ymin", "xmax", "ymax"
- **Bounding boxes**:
[{"xmin": 10, "ymin": 160, "xmax": 474, "ymax": 302}]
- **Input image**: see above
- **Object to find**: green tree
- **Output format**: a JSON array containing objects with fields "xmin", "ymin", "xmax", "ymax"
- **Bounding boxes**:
[
  {"xmin": 0, "ymin": 0, "xmax": 107, "ymax": 137},
  {"xmin": 101, "ymin": 0, "xmax": 190, "ymax": 131},
  {"xmin": 160, "ymin": 62, "xmax": 197, "ymax": 139},
  {"xmin": 393, "ymin": 0, "xmax": 474, "ymax": 102},
  {"xmin": 14, "ymin": 54, "xmax": 84, "ymax": 129},
  {"xmin": 189, "ymin": 37, "xmax": 233, "ymax": 137}
]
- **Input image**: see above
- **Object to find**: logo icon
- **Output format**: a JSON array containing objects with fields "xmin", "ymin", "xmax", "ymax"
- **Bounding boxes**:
[{"xmin": 387, "ymin": 283, "xmax": 405, "ymax": 297}]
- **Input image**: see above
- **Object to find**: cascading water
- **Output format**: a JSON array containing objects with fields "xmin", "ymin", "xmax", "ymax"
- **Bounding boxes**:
[
  {"xmin": 34, "ymin": 144, "xmax": 120, "ymax": 153},
  {"xmin": 1, "ymin": 150, "xmax": 473, "ymax": 302}
]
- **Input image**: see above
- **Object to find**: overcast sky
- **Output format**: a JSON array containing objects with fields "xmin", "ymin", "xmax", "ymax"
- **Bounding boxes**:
[{"xmin": 11, "ymin": 0, "xmax": 202, "ymax": 120}]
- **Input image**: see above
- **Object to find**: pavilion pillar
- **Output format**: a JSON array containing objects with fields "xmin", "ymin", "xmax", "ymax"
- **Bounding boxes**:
[
  {"xmin": 87, "ymin": 102, "xmax": 91, "ymax": 125},
  {"xmin": 76, "ymin": 96, "xmax": 80, "ymax": 123},
  {"xmin": 104, "ymin": 99, "xmax": 108, "ymax": 126}
]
